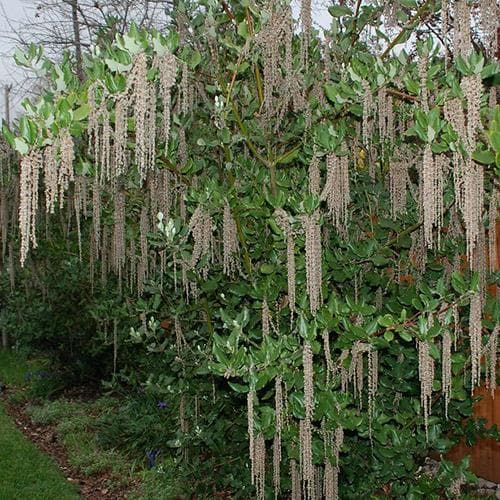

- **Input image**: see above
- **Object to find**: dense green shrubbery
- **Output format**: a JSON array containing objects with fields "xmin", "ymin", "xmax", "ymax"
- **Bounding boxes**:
[{"xmin": 1, "ymin": 0, "xmax": 499, "ymax": 497}]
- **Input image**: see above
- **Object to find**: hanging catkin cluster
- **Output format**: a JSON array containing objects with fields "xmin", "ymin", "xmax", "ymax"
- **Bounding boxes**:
[
  {"xmin": 222, "ymin": 201, "xmax": 240, "ymax": 276},
  {"xmin": 299, "ymin": 0, "xmax": 312, "ymax": 69},
  {"xmin": 301, "ymin": 341, "xmax": 314, "ymax": 499},
  {"xmin": 323, "ymin": 425, "xmax": 343, "ymax": 500},
  {"xmin": 488, "ymin": 191, "xmax": 498, "ymax": 273},
  {"xmin": 154, "ymin": 52, "xmax": 177, "ymax": 151},
  {"xmin": 254, "ymin": 434, "xmax": 266, "ymax": 500},
  {"xmin": 275, "ymin": 208, "xmax": 296, "ymax": 319},
  {"xmin": 262, "ymin": 298, "xmax": 271, "ymax": 337},
  {"xmin": 461, "ymin": 74, "xmax": 483, "ymax": 154},
  {"xmin": 99, "ymin": 105, "xmax": 112, "ymax": 183},
  {"xmin": 19, "ymin": 150, "xmax": 42, "ymax": 266},
  {"xmin": 308, "ymin": 153, "xmax": 321, "ymax": 196},
  {"xmin": 301, "ymin": 211, "xmax": 322, "ymax": 315},
  {"xmin": 321, "ymin": 153, "xmax": 350, "ymax": 234},
  {"xmin": 480, "ymin": 0, "xmax": 499, "ymax": 56},
  {"xmin": 418, "ymin": 336, "xmax": 435, "ymax": 440},
  {"xmin": 248, "ymin": 390, "xmax": 256, "ymax": 486},
  {"xmin": 187, "ymin": 206, "xmax": 214, "ymax": 278},
  {"xmin": 442, "ymin": 330, "xmax": 452, "ymax": 419},
  {"xmin": 273, "ymin": 376, "xmax": 283, "ymax": 497},
  {"xmin": 113, "ymin": 94, "xmax": 129, "ymax": 178},
  {"xmin": 256, "ymin": 2, "xmax": 294, "ymax": 126},
  {"xmin": 349, "ymin": 341, "xmax": 368, "ymax": 406},
  {"xmin": 368, "ymin": 347, "xmax": 378, "ymax": 437},
  {"xmin": 389, "ymin": 150, "xmax": 409, "ymax": 218},
  {"xmin": 485, "ymin": 325, "xmax": 498, "ymax": 398},
  {"xmin": 361, "ymin": 80, "xmax": 374, "ymax": 147},
  {"xmin": 174, "ymin": 316, "xmax": 187, "ymax": 354},
  {"xmin": 377, "ymin": 87, "xmax": 394, "ymax": 141},
  {"xmin": 422, "ymin": 146, "xmax": 445, "ymax": 249},
  {"xmin": 469, "ymin": 291, "xmax": 482, "ymax": 391},
  {"xmin": 129, "ymin": 52, "xmax": 156, "ymax": 184},
  {"xmin": 43, "ymin": 142, "xmax": 58, "ymax": 213},
  {"xmin": 111, "ymin": 189, "xmax": 126, "ymax": 275},
  {"xmin": 418, "ymin": 56, "xmax": 429, "ymax": 112},
  {"xmin": 453, "ymin": 0, "xmax": 472, "ymax": 58},
  {"xmin": 290, "ymin": 459, "xmax": 301, "ymax": 500},
  {"xmin": 463, "ymin": 160, "xmax": 484, "ymax": 264}
]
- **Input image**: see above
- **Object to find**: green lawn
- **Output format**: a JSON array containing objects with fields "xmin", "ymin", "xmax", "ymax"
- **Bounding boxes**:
[{"xmin": 0, "ymin": 350, "xmax": 81, "ymax": 499}]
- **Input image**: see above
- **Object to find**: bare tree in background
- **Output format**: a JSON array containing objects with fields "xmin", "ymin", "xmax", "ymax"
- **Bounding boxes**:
[{"xmin": 0, "ymin": 0, "xmax": 174, "ymax": 112}]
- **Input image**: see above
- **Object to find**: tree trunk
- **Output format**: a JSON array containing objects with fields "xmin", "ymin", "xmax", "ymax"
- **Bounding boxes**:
[
  {"xmin": 70, "ymin": 0, "xmax": 84, "ymax": 82},
  {"xmin": 1, "ymin": 329, "xmax": 8, "ymax": 349}
]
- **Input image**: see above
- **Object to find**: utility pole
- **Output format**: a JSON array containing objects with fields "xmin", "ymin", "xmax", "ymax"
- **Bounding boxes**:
[{"xmin": 3, "ymin": 84, "xmax": 11, "ymax": 126}]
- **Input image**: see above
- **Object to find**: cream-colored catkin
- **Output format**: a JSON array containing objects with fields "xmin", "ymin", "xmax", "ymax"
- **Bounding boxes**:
[
  {"xmin": 485, "ymin": 325, "xmax": 498, "ymax": 398},
  {"xmin": 303, "ymin": 342, "xmax": 314, "ymax": 421},
  {"xmin": 418, "ymin": 336, "xmax": 434, "ymax": 440},
  {"xmin": 377, "ymin": 87, "xmax": 387, "ymax": 140},
  {"xmin": 273, "ymin": 376, "xmax": 283, "ymax": 498},
  {"xmin": 349, "ymin": 341, "xmax": 367, "ymax": 407},
  {"xmin": 488, "ymin": 191, "xmax": 498, "ymax": 274},
  {"xmin": 301, "ymin": 341, "xmax": 314, "ymax": 499},
  {"xmin": 442, "ymin": 330, "xmax": 452, "ymax": 419},
  {"xmin": 188, "ymin": 206, "xmax": 214, "ymax": 278},
  {"xmin": 275, "ymin": 209, "xmax": 296, "ymax": 319},
  {"xmin": 139, "ymin": 205, "xmax": 149, "ymax": 283},
  {"xmin": 368, "ymin": 347, "xmax": 378, "ymax": 439},
  {"xmin": 469, "ymin": 291, "xmax": 482, "ymax": 391},
  {"xmin": 300, "ymin": 418, "xmax": 314, "ymax": 500},
  {"xmin": 57, "ymin": 129, "xmax": 74, "ymax": 207},
  {"xmin": 114, "ymin": 94, "xmax": 129, "ymax": 178},
  {"xmin": 155, "ymin": 52, "xmax": 177, "ymax": 151},
  {"xmin": 301, "ymin": 211, "xmax": 322, "ymax": 315},
  {"xmin": 99, "ymin": 105, "xmax": 112, "ymax": 184},
  {"xmin": 480, "ymin": 0, "xmax": 499, "ymax": 57},
  {"xmin": 461, "ymin": 73, "xmax": 483, "ymax": 154},
  {"xmin": 248, "ymin": 390, "xmax": 256, "ymax": 485},
  {"xmin": 418, "ymin": 56, "xmax": 429, "ymax": 112},
  {"xmin": 321, "ymin": 153, "xmax": 350, "ymax": 234},
  {"xmin": 290, "ymin": 459, "xmax": 301, "ymax": 500},
  {"xmin": 112, "ymin": 189, "xmax": 126, "ymax": 274},
  {"xmin": 180, "ymin": 62, "xmax": 192, "ymax": 116},
  {"xmin": 300, "ymin": 0, "xmax": 312, "ymax": 69},
  {"xmin": 222, "ymin": 201, "xmax": 240, "ymax": 276},
  {"xmin": 174, "ymin": 316, "xmax": 187, "ymax": 354},
  {"xmin": 323, "ymin": 424, "xmax": 343, "ymax": 500},
  {"xmin": 257, "ymin": 3, "xmax": 295, "ymax": 128},
  {"xmin": 362, "ymin": 80, "xmax": 373, "ymax": 147},
  {"xmin": 389, "ymin": 155, "xmax": 408, "ymax": 218},
  {"xmin": 129, "ymin": 52, "xmax": 155, "ymax": 184},
  {"xmin": 422, "ymin": 146, "xmax": 444, "ymax": 249},
  {"xmin": 463, "ymin": 159, "xmax": 484, "ymax": 265},
  {"xmin": 262, "ymin": 298, "xmax": 271, "ymax": 337},
  {"xmin": 87, "ymin": 83, "xmax": 100, "ymax": 163},
  {"xmin": 19, "ymin": 150, "xmax": 42, "ymax": 266},
  {"xmin": 322, "ymin": 330, "xmax": 335, "ymax": 384},
  {"xmin": 308, "ymin": 154, "xmax": 321, "ymax": 196},
  {"xmin": 441, "ymin": 0, "xmax": 449, "ymax": 61},
  {"xmin": 254, "ymin": 433, "xmax": 266, "ymax": 500},
  {"xmin": 453, "ymin": 0, "xmax": 472, "ymax": 58},
  {"xmin": 43, "ymin": 143, "xmax": 58, "ymax": 213}
]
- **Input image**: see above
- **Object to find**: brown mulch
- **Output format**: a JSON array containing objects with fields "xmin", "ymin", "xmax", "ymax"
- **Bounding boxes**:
[{"xmin": 1, "ymin": 387, "xmax": 140, "ymax": 500}]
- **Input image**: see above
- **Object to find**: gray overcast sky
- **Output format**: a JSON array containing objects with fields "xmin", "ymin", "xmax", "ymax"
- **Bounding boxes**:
[{"xmin": 0, "ymin": 0, "xmax": 30, "ymax": 120}]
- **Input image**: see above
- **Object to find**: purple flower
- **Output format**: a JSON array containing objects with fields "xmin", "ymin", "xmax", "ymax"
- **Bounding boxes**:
[
  {"xmin": 157, "ymin": 401, "xmax": 168, "ymax": 410},
  {"xmin": 146, "ymin": 449, "xmax": 160, "ymax": 469}
]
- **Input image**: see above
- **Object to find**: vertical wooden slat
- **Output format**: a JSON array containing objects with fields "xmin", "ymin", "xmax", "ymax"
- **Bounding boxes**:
[{"xmin": 444, "ymin": 219, "xmax": 500, "ymax": 482}]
